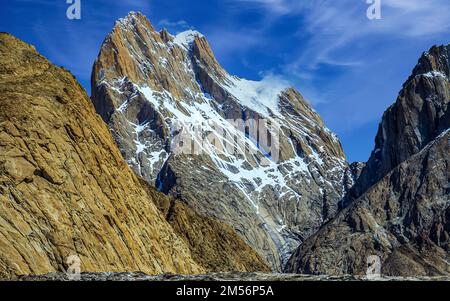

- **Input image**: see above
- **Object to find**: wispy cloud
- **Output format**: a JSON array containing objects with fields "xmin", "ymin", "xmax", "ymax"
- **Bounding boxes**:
[
  {"xmin": 158, "ymin": 19, "xmax": 192, "ymax": 32},
  {"xmin": 6, "ymin": 0, "xmax": 447, "ymax": 162},
  {"xmin": 230, "ymin": 0, "xmax": 450, "ymax": 107},
  {"xmin": 223, "ymin": 0, "xmax": 449, "ymax": 161},
  {"xmin": 230, "ymin": 0, "xmax": 300, "ymax": 15},
  {"xmin": 232, "ymin": 0, "xmax": 450, "ymax": 69}
]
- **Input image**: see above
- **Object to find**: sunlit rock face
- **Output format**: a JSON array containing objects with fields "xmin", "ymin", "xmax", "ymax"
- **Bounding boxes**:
[
  {"xmin": 0, "ymin": 32, "xmax": 203, "ymax": 278},
  {"xmin": 91, "ymin": 12, "xmax": 351, "ymax": 270},
  {"xmin": 0, "ymin": 32, "xmax": 270, "ymax": 278}
]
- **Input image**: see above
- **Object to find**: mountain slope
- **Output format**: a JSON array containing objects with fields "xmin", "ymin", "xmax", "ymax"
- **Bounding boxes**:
[
  {"xmin": 0, "ymin": 33, "xmax": 268, "ymax": 277},
  {"xmin": 0, "ymin": 32, "xmax": 204, "ymax": 277},
  {"xmin": 286, "ymin": 45, "xmax": 450, "ymax": 276},
  {"xmin": 287, "ymin": 129, "xmax": 450, "ymax": 276},
  {"xmin": 91, "ymin": 12, "xmax": 351, "ymax": 270},
  {"xmin": 141, "ymin": 180, "xmax": 270, "ymax": 272}
]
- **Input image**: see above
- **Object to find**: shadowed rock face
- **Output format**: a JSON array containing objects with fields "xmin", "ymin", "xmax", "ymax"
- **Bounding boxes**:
[
  {"xmin": 287, "ymin": 130, "xmax": 450, "ymax": 276},
  {"xmin": 0, "ymin": 33, "xmax": 269, "ymax": 278},
  {"xmin": 286, "ymin": 45, "xmax": 450, "ymax": 277},
  {"xmin": 91, "ymin": 12, "xmax": 351, "ymax": 270},
  {"xmin": 352, "ymin": 45, "xmax": 450, "ymax": 199},
  {"xmin": 140, "ymin": 180, "xmax": 270, "ymax": 273}
]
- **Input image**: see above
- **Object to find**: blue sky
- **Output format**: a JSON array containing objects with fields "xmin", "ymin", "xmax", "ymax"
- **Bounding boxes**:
[{"xmin": 1, "ymin": 0, "xmax": 449, "ymax": 162}]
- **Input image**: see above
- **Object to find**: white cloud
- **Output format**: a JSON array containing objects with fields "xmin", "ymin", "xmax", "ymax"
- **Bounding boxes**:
[
  {"xmin": 232, "ymin": 0, "xmax": 450, "ymax": 67},
  {"xmin": 228, "ymin": 0, "xmax": 450, "ymax": 132},
  {"xmin": 158, "ymin": 19, "xmax": 192, "ymax": 32}
]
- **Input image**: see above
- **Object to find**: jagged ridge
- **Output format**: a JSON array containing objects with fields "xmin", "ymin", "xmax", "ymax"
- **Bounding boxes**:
[
  {"xmin": 0, "ymin": 32, "xmax": 269, "ymax": 278},
  {"xmin": 91, "ymin": 12, "xmax": 352, "ymax": 270},
  {"xmin": 286, "ymin": 44, "xmax": 450, "ymax": 276}
]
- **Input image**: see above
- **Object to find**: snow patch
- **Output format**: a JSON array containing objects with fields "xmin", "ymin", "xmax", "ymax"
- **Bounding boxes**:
[
  {"xmin": 222, "ymin": 74, "xmax": 290, "ymax": 118},
  {"xmin": 173, "ymin": 30, "xmax": 204, "ymax": 49},
  {"xmin": 421, "ymin": 71, "xmax": 448, "ymax": 80}
]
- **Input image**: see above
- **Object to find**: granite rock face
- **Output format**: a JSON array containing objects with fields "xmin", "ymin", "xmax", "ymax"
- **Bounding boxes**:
[
  {"xmin": 0, "ymin": 33, "xmax": 268, "ymax": 278},
  {"xmin": 141, "ymin": 180, "xmax": 270, "ymax": 273},
  {"xmin": 286, "ymin": 45, "xmax": 450, "ymax": 276},
  {"xmin": 353, "ymin": 45, "xmax": 450, "ymax": 199},
  {"xmin": 91, "ymin": 12, "xmax": 351, "ymax": 270}
]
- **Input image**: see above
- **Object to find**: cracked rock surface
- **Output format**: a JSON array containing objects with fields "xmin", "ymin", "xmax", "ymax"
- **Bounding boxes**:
[
  {"xmin": 0, "ymin": 33, "xmax": 267, "ymax": 278},
  {"xmin": 286, "ymin": 45, "xmax": 450, "ymax": 276}
]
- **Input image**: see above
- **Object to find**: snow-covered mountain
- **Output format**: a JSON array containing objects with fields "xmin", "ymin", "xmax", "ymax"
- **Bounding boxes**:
[{"xmin": 91, "ymin": 12, "xmax": 352, "ymax": 270}]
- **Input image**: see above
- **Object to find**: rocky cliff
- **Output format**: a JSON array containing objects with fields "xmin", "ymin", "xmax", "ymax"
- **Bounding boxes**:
[
  {"xmin": 0, "ymin": 33, "xmax": 267, "ymax": 278},
  {"xmin": 352, "ymin": 45, "xmax": 450, "ymax": 199},
  {"xmin": 91, "ymin": 12, "xmax": 351, "ymax": 270},
  {"xmin": 286, "ymin": 45, "xmax": 450, "ymax": 276}
]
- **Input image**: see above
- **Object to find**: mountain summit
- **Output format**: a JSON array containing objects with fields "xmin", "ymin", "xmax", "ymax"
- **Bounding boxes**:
[
  {"xmin": 91, "ymin": 12, "xmax": 352, "ymax": 270},
  {"xmin": 353, "ymin": 45, "xmax": 450, "ymax": 198},
  {"xmin": 0, "ymin": 11, "xmax": 448, "ymax": 279}
]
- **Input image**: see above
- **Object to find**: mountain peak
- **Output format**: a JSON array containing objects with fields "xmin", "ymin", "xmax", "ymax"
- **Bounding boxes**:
[
  {"xmin": 114, "ymin": 11, "xmax": 155, "ymax": 33},
  {"xmin": 0, "ymin": 32, "xmax": 273, "ymax": 277},
  {"xmin": 287, "ymin": 42, "xmax": 450, "ymax": 277},
  {"xmin": 117, "ymin": 11, "xmax": 145, "ymax": 23},
  {"xmin": 0, "ymin": 32, "xmax": 205, "ymax": 277},
  {"xmin": 411, "ymin": 43, "xmax": 450, "ymax": 80},
  {"xmin": 92, "ymin": 13, "xmax": 350, "ymax": 270},
  {"xmin": 350, "ymin": 42, "xmax": 450, "ymax": 200},
  {"xmin": 159, "ymin": 28, "xmax": 173, "ymax": 43}
]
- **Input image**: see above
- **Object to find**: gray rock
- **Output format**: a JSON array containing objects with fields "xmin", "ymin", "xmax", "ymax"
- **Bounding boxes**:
[
  {"xmin": 286, "ymin": 44, "xmax": 450, "ymax": 276},
  {"xmin": 353, "ymin": 44, "xmax": 450, "ymax": 199},
  {"xmin": 286, "ymin": 130, "xmax": 450, "ymax": 276}
]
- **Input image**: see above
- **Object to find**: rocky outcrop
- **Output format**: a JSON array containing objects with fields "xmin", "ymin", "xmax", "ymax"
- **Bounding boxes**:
[
  {"xmin": 0, "ymin": 33, "xmax": 221, "ymax": 278},
  {"xmin": 349, "ymin": 162, "xmax": 365, "ymax": 183},
  {"xmin": 91, "ymin": 12, "xmax": 350, "ymax": 270},
  {"xmin": 352, "ymin": 45, "xmax": 450, "ymax": 198},
  {"xmin": 286, "ymin": 130, "xmax": 450, "ymax": 276},
  {"xmin": 286, "ymin": 45, "xmax": 450, "ymax": 276}
]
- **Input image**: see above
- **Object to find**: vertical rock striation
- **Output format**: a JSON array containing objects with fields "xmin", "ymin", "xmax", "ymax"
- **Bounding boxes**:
[
  {"xmin": 353, "ymin": 45, "xmax": 450, "ymax": 199},
  {"xmin": 0, "ymin": 32, "xmax": 203, "ymax": 278}
]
